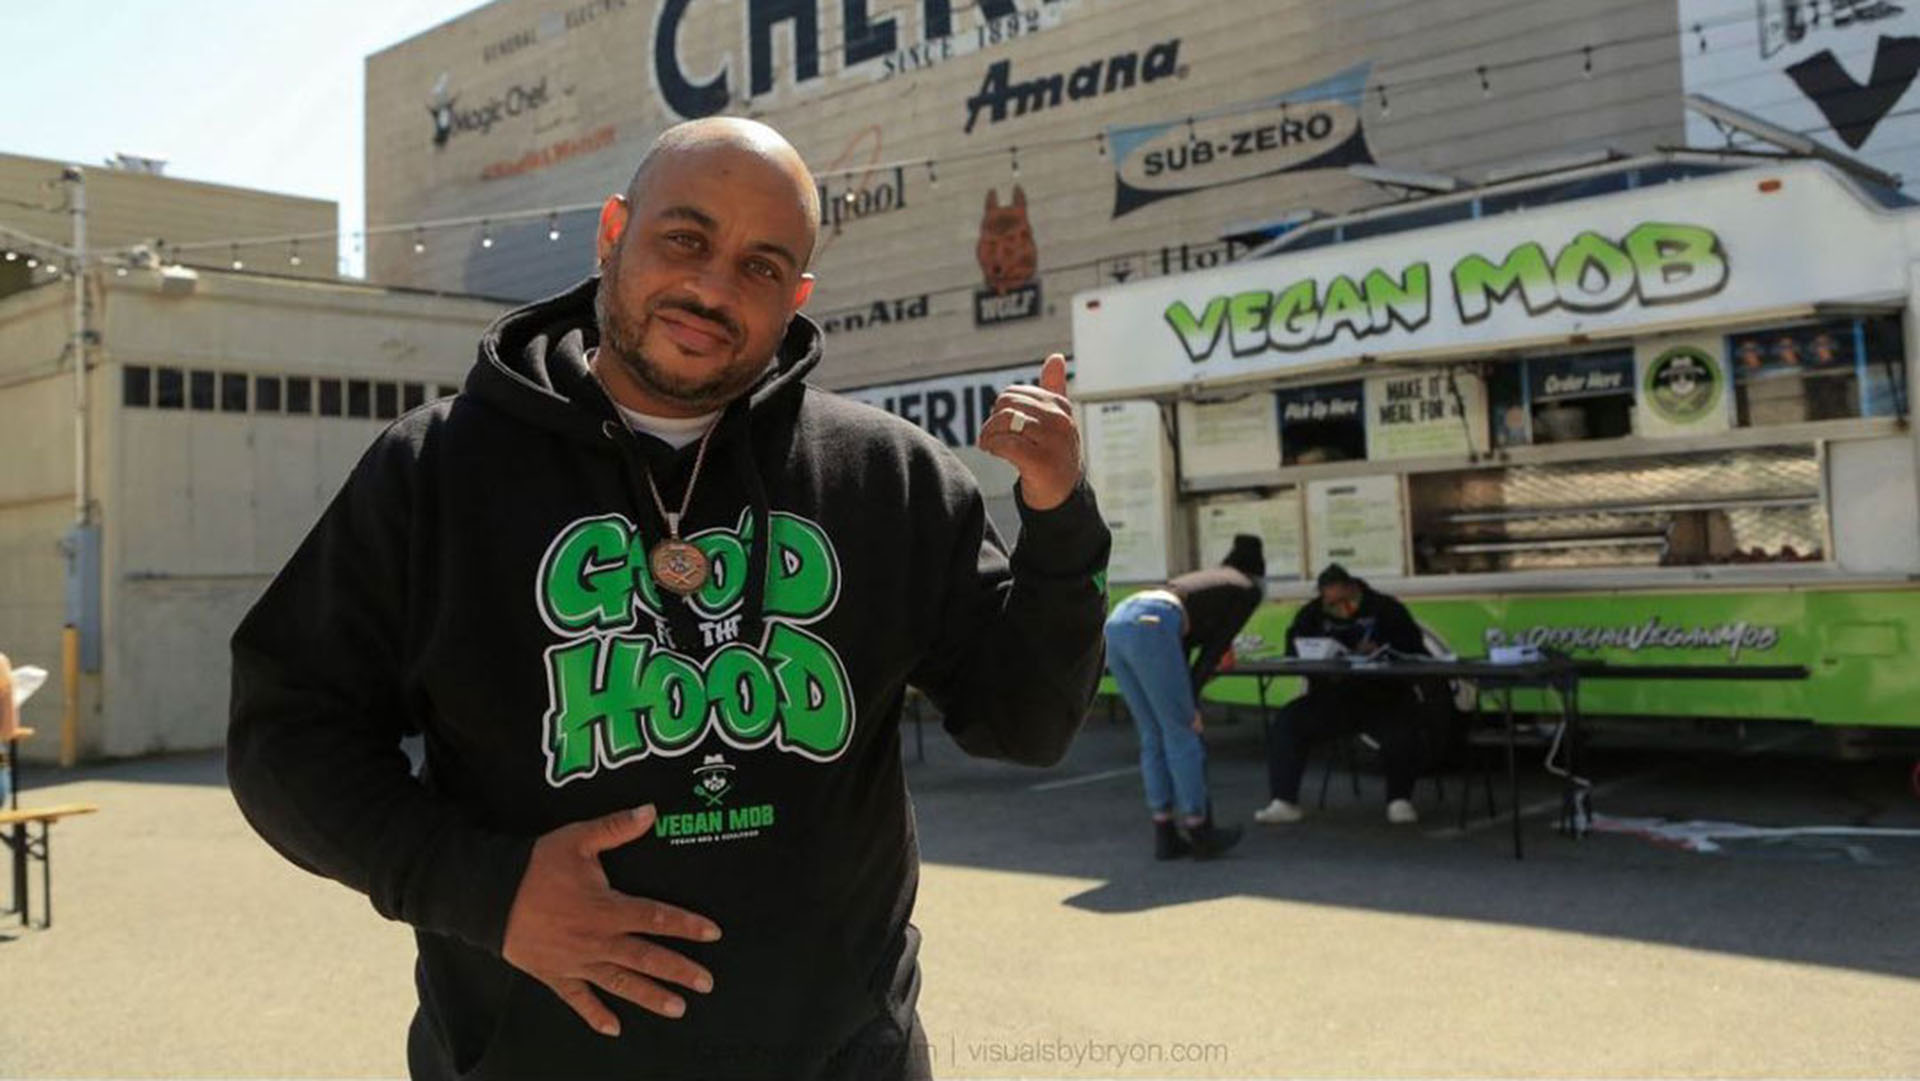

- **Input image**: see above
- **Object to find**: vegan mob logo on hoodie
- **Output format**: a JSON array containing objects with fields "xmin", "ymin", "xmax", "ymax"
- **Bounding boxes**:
[{"xmin": 533, "ymin": 509, "xmax": 856, "ymax": 798}]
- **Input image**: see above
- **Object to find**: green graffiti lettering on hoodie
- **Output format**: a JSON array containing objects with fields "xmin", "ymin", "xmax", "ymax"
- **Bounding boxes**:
[{"xmin": 536, "ymin": 511, "xmax": 854, "ymax": 785}]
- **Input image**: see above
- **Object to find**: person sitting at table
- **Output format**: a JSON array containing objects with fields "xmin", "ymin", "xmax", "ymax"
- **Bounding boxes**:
[
  {"xmin": 1104, "ymin": 535, "xmax": 1266, "ymax": 860},
  {"xmin": 1254, "ymin": 564, "xmax": 1434, "ymax": 826}
]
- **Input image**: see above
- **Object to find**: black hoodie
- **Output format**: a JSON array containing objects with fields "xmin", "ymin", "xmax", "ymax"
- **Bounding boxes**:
[{"xmin": 226, "ymin": 278, "xmax": 1111, "ymax": 1080}]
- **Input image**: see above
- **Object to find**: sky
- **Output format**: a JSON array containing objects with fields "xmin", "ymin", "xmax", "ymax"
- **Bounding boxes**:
[{"xmin": 5, "ymin": 0, "xmax": 488, "ymax": 276}]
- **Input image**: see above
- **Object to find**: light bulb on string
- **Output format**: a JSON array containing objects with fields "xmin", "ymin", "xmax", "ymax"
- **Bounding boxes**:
[
  {"xmin": 1009, "ymin": 146, "xmax": 1020, "ymax": 177},
  {"xmin": 1477, "ymin": 65, "xmax": 1490, "ymax": 97},
  {"xmin": 481, "ymin": 221, "xmax": 494, "ymax": 249},
  {"xmin": 115, "ymin": 265, "xmax": 127, "ymax": 277},
  {"xmin": 1378, "ymin": 84, "xmax": 1390, "ymax": 117},
  {"xmin": 926, "ymin": 159, "xmax": 937, "ymax": 188},
  {"xmin": 546, "ymin": 213, "xmax": 560, "ymax": 242},
  {"xmin": 413, "ymin": 228, "xmax": 426, "ymax": 255},
  {"xmin": 289, "ymin": 239, "xmax": 302, "ymax": 267},
  {"xmin": 1095, "ymin": 131, "xmax": 1107, "ymax": 157},
  {"xmin": 3, "ymin": 251, "xmax": 14, "ymax": 262},
  {"xmin": 1694, "ymin": 23, "xmax": 1706, "ymax": 53},
  {"xmin": 1583, "ymin": 45, "xmax": 1594, "ymax": 78},
  {"xmin": 231, "ymin": 244, "xmax": 244, "ymax": 271},
  {"xmin": 25, "ymin": 257, "xmax": 37, "ymax": 269}
]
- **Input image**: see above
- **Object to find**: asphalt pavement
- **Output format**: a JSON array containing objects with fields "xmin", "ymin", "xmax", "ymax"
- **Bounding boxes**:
[{"xmin": 3, "ymin": 709, "xmax": 1918, "ymax": 1078}]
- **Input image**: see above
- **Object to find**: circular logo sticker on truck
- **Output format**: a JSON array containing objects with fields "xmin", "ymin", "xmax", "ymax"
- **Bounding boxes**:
[{"xmin": 1643, "ymin": 344, "xmax": 1723, "ymax": 425}]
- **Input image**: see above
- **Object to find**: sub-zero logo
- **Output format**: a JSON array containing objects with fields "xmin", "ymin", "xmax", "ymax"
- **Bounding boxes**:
[
  {"xmin": 425, "ymin": 71, "xmax": 552, "ymax": 149},
  {"xmin": 1107, "ymin": 63, "xmax": 1376, "ymax": 216}
]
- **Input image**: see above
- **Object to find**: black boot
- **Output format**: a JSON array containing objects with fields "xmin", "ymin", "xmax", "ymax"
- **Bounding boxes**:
[
  {"xmin": 1179, "ymin": 820, "xmax": 1243, "ymax": 860},
  {"xmin": 1154, "ymin": 820, "xmax": 1190, "ymax": 860}
]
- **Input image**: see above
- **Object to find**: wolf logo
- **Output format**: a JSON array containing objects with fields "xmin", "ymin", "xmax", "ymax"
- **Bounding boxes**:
[{"xmin": 976, "ymin": 185, "xmax": 1038, "ymax": 296}]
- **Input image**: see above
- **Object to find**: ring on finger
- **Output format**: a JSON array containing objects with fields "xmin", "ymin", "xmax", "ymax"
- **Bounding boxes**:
[{"xmin": 1010, "ymin": 413, "xmax": 1031, "ymax": 434}]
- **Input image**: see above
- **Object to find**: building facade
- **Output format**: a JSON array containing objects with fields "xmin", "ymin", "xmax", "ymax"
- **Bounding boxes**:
[
  {"xmin": 364, "ymin": 0, "xmax": 1696, "ymax": 400},
  {"xmin": 0, "ymin": 269, "xmax": 498, "ymax": 760}
]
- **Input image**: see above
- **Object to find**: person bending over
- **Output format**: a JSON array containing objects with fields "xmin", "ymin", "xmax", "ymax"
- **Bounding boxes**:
[{"xmin": 1104, "ymin": 535, "xmax": 1265, "ymax": 859}]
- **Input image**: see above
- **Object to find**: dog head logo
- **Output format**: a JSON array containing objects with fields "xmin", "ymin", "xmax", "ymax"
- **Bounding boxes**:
[{"xmin": 976, "ymin": 186, "xmax": 1038, "ymax": 295}]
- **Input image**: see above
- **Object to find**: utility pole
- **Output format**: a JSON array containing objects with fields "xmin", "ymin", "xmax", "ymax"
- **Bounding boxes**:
[
  {"xmin": 61, "ymin": 165, "xmax": 87, "ymax": 769},
  {"xmin": 65, "ymin": 165, "xmax": 88, "ymax": 526}
]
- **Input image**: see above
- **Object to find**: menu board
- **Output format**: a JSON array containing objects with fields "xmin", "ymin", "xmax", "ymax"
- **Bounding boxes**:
[
  {"xmin": 1176, "ymin": 394, "xmax": 1281, "ymax": 481},
  {"xmin": 1363, "ymin": 369, "xmax": 1489, "ymax": 461},
  {"xmin": 1084, "ymin": 399, "xmax": 1175, "ymax": 582},
  {"xmin": 1636, "ymin": 334, "xmax": 1734, "ymax": 438},
  {"xmin": 1195, "ymin": 491, "xmax": 1305, "ymax": 582},
  {"xmin": 1306, "ymin": 475, "xmax": 1406, "ymax": 578}
]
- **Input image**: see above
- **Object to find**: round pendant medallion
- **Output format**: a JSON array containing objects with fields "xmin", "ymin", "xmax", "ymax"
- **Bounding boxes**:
[{"xmin": 650, "ymin": 539, "xmax": 710, "ymax": 596}]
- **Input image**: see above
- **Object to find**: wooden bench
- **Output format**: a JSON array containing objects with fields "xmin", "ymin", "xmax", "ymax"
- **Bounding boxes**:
[{"xmin": 2, "ymin": 802, "xmax": 98, "ymax": 929}]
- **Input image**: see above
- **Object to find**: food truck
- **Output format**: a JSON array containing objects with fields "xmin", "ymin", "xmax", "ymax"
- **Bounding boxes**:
[{"xmin": 1070, "ymin": 153, "xmax": 1919, "ymax": 745}]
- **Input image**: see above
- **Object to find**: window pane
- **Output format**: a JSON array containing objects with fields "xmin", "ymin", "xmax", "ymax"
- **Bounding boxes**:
[
  {"xmin": 255, "ymin": 375, "xmax": 282, "ymax": 413},
  {"xmin": 189, "ymin": 370, "xmax": 215, "ymax": 411},
  {"xmin": 375, "ymin": 382, "xmax": 399, "ymax": 420},
  {"xmin": 156, "ymin": 367, "xmax": 184, "ymax": 409},
  {"xmin": 1732, "ymin": 320, "xmax": 1867, "ymax": 426},
  {"xmin": 402, "ymin": 382, "xmax": 425, "ymax": 410},
  {"xmin": 123, "ymin": 365, "xmax": 152, "ymax": 408},
  {"xmin": 318, "ymin": 379, "xmax": 342, "ymax": 417},
  {"xmin": 347, "ymin": 379, "xmax": 371, "ymax": 418},
  {"xmin": 286, "ymin": 376, "xmax": 312, "ymax": 414},
  {"xmin": 220, "ymin": 372, "xmax": 248, "ymax": 412}
]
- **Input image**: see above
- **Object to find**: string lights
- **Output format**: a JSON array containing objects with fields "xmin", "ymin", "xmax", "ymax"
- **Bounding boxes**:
[{"xmin": 52, "ymin": 11, "xmax": 1797, "ymax": 281}]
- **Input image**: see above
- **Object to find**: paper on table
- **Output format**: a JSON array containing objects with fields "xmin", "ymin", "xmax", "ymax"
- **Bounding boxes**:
[{"xmin": 12, "ymin": 665, "xmax": 47, "ymax": 708}]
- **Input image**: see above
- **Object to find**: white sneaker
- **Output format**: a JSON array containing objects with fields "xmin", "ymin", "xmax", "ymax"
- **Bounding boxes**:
[
  {"xmin": 1386, "ymin": 799, "xmax": 1419, "ymax": 825},
  {"xmin": 1254, "ymin": 798, "xmax": 1304, "ymax": 825}
]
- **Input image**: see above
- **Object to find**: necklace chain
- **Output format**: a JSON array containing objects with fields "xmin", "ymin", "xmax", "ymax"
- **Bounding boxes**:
[{"xmin": 643, "ymin": 421, "xmax": 717, "ymax": 540}]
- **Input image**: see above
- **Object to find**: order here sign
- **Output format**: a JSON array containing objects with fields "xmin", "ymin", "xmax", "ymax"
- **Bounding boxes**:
[{"xmin": 1068, "ymin": 162, "xmax": 1910, "ymax": 398}]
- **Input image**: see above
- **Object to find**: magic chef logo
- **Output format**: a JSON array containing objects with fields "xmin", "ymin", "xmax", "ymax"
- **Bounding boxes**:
[
  {"xmin": 533, "ymin": 508, "xmax": 855, "ymax": 788},
  {"xmin": 426, "ymin": 70, "xmax": 553, "ymax": 149}
]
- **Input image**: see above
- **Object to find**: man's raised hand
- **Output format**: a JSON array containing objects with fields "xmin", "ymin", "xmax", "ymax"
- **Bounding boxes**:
[
  {"xmin": 977, "ymin": 353, "xmax": 1083, "ymax": 511},
  {"xmin": 501, "ymin": 805, "xmax": 722, "ymax": 1038}
]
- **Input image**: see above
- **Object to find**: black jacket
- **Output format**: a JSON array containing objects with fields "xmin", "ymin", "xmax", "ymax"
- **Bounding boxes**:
[
  {"xmin": 1284, "ymin": 579, "xmax": 1427, "ymax": 697},
  {"xmin": 1165, "ymin": 567, "xmax": 1262, "ymax": 690},
  {"xmin": 226, "ymin": 277, "xmax": 1111, "ymax": 1080}
]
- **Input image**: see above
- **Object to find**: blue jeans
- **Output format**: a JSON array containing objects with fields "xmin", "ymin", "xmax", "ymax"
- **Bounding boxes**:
[{"xmin": 1104, "ymin": 593, "xmax": 1209, "ymax": 819}]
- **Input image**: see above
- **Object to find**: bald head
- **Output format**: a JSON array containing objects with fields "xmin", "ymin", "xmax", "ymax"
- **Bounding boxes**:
[{"xmin": 625, "ymin": 118, "xmax": 820, "ymax": 264}]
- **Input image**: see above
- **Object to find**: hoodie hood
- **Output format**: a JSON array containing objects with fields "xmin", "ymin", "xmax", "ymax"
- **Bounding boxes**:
[
  {"xmin": 466, "ymin": 275, "xmax": 824, "ymax": 443},
  {"xmin": 465, "ymin": 275, "xmax": 825, "ymax": 658}
]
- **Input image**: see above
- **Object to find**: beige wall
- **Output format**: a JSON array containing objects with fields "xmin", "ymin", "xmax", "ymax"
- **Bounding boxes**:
[
  {"xmin": 0, "ymin": 269, "xmax": 503, "ymax": 760},
  {"xmin": 0, "ymin": 152, "xmax": 338, "ymax": 287},
  {"xmin": 365, "ymin": 0, "xmax": 1686, "ymax": 393}
]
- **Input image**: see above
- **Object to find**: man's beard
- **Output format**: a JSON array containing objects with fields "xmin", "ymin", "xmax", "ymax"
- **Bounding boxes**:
[{"xmin": 593, "ymin": 269, "xmax": 770, "ymax": 413}]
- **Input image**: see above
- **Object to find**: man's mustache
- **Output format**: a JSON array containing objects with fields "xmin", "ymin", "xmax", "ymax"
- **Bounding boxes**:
[{"xmin": 651, "ymin": 297, "xmax": 742, "ymax": 344}]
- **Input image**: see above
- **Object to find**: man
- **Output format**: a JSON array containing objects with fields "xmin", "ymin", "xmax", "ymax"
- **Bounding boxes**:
[
  {"xmin": 1254, "ymin": 564, "xmax": 1436, "ymax": 826},
  {"xmin": 1104, "ymin": 535, "xmax": 1263, "ymax": 860},
  {"xmin": 227, "ymin": 118, "xmax": 1110, "ymax": 1081}
]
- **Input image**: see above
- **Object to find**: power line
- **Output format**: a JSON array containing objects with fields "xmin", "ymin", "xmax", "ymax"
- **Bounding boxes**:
[{"xmin": 45, "ymin": 5, "xmax": 1891, "ymax": 274}]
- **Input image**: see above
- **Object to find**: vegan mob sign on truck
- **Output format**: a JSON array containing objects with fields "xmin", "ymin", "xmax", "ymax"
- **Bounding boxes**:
[{"xmin": 1163, "ymin": 223, "xmax": 1728, "ymax": 364}]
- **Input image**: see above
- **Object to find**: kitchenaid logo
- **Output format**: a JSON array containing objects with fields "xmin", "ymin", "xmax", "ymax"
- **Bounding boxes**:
[
  {"xmin": 819, "ymin": 294, "xmax": 930, "ymax": 335},
  {"xmin": 426, "ymin": 73, "xmax": 553, "ymax": 148},
  {"xmin": 1484, "ymin": 617, "xmax": 1781, "ymax": 661},
  {"xmin": 964, "ymin": 38, "xmax": 1183, "ymax": 133},
  {"xmin": 651, "ymin": 0, "xmax": 1078, "ymax": 120}
]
